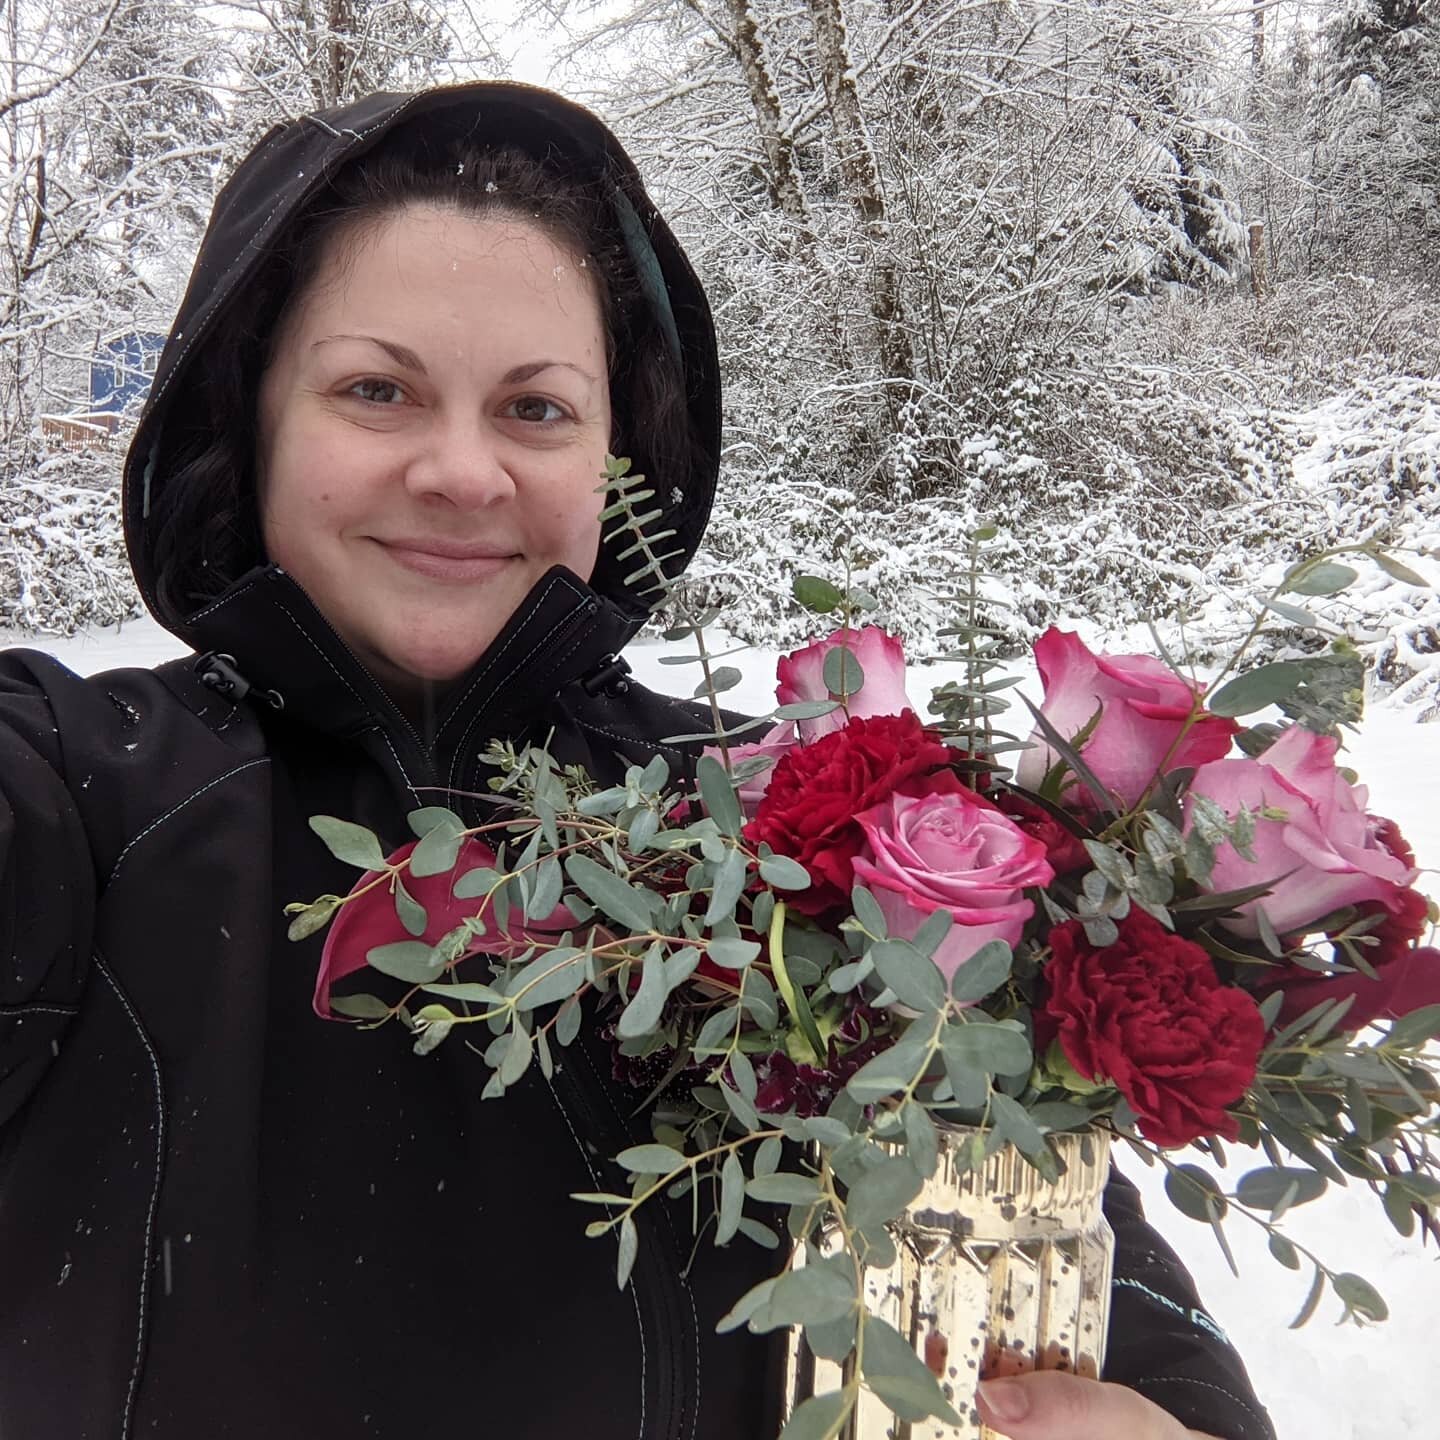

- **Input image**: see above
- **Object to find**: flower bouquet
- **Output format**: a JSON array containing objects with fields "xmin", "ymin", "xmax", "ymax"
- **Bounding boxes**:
[{"xmin": 289, "ymin": 478, "xmax": 1440, "ymax": 1438}]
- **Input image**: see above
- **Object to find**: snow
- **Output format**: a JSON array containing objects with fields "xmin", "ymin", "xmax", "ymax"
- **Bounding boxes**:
[{"xmin": 13, "ymin": 613, "xmax": 1438, "ymax": 1438}]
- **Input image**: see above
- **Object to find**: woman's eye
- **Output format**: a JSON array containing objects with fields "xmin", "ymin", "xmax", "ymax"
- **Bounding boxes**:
[
  {"xmin": 508, "ymin": 395, "xmax": 566, "ymax": 424},
  {"xmin": 348, "ymin": 378, "xmax": 406, "ymax": 405}
]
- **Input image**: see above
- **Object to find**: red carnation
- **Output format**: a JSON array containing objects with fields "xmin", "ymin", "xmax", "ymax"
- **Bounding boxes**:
[
  {"xmin": 994, "ymin": 791, "xmax": 1090, "ymax": 875},
  {"xmin": 744, "ymin": 711, "xmax": 951, "ymax": 914},
  {"xmin": 1037, "ymin": 911, "xmax": 1265, "ymax": 1149}
]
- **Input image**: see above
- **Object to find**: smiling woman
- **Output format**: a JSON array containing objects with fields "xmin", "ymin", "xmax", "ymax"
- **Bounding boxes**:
[{"xmin": 257, "ymin": 205, "xmax": 612, "ymax": 691}]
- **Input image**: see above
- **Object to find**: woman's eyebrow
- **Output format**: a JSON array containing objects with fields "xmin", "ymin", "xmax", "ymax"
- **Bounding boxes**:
[
  {"xmin": 502, "ymin": 359, "xmax": 602, "ymax": 385},
  {"xmin": 313, "ymin": 333, "xmax": 427, "ymax": 374}
]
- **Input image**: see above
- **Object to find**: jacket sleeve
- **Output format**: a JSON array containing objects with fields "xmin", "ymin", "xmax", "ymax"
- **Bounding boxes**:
[
  {"xmin": 1102, "ymin": 1168, "xmax": 1277, "ymax": 1440},
  {"xmin": 0, "ymin": 658, "xmax": 96, "ymax": 1129}
]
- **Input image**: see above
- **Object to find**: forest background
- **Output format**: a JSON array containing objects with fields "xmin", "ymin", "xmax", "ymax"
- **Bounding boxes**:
[{"xmin": 2, "ymin": 0, "xmax": 1438, "ymax": 698}]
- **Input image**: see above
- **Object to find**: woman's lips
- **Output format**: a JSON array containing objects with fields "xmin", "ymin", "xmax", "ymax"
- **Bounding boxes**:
[{"xmin": 376, "ymin": 539, "xmax": 518, "ymax": 583}]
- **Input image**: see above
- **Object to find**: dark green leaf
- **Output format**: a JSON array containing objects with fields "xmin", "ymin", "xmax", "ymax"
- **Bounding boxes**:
[
  {"xmin": 309, "ymin": 815, "xmax": 386, "ymax": 871},
  {"xmin": 328, "ymin": 992, "xmax": 391, "ymax": 1021},
  {"xmin": 792, "ymin": 575, "xmax": 844, "ymax": 613},
  {"xmin": 1165, "ymin": 1164, "xmax": 1227, "ymax": 1223},
  {"xmin": 1236, "ymin": 1166, "xmax": 1326, "ymax": 1211},
  {"xmin": 1208, "ymin": 662, "xmax": 1309, "ymax": 718}
]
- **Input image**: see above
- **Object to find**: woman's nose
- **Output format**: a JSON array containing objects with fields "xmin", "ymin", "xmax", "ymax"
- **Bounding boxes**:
[{"xmin": 404, "ymin": 415, "xmax": 517, "ymax": 508}]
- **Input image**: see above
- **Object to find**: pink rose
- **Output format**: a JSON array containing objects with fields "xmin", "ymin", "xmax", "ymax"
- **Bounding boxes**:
[
  {"xmin": 1186, "ymin": 725, "xmax": 1418, "ymax": 939},
  {"xmin": 851, "ymin": 770, "xmax": 1055, "ymax": 983},
  {"xmin": 776, "ymin": 625, "xmax": 913, "ymax": 740},
  {"xmin": 314, "ymin": 836, "xmax": 572, "ymax": 1018},
  {"xmin": 1015, "ymin": 628, "xmax": 1238, "ymax": 810},
  {"xmin": 701, "ymin": 721, "xmax": 797, "ymax": 815}
]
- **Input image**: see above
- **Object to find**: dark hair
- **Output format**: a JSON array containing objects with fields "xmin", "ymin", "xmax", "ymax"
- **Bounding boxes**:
[{"xmin": 148, "ymin": 126, "xmax": 694, "ymax": 621}]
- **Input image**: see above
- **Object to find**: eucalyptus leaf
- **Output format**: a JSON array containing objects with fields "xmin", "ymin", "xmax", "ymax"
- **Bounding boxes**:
[
  {"xmin": 617, "ymin": 944, "xmax": 667, "ymax": 1039},
  {"xmin": 328, "ymin": 992, "xmax": 391, "ymax": 1021},
  {"xmin": 366, "ymin": 940, "xmax": 443, "ymax": 983},
  {"xmin": 775, "ymin": 699, "xmax": 842, "ymax": 722},
  {"xmin": 1165, "ymin": 1164, "xmax": 1227, "ymax": 1223},
  {"xmin": 409, "ymin": 818, "xmax": 464, "ymax": 878},
  {"xmin": 616, "ymin": 1143, "xmax": 686, "ymax": 1175},
  {"xmin": 706, "ymin": 848, "xmax": 749, "ymax": 926},
  {"xmin": 1208, "ymin": 662, "xmax": 1309, "ymax": 718},
  {"xmin": 616, "ymin": 1215, "xmax": 639, "ymax": 1290},
  {"xmin": 822, "ymin": 644, "xmax": 864, "ymax": 699},
  {"xmin": 850, "ymin": 884, "xmax": 889, "ymax": 938},
  {"xmin": 871, "ymin": 939, "xmax": 946, "ymax": 1014},
  {"xmin": 407, "ymin": 805, "xmax": 464, "ymax": 839},
  {"xmin": 697, "ymin": 754, "xmax": 744, "ymax": 838},
  {"xmin": 861, "ymin": 1314, "xmax": 962, "ymax": 1424},
  {"xmin": 1237, "ymin": 1166, "xmax": 1327, "ymax": 1212},
  {"xmin": 844, "ymin": 1156, "xmax": 922, "ymax": 1232},
  {"xmin": 309, "ymin": 815, "xmax": 386, "ymax": 871},
  {"xmin": 566, "ymin": 854, "xmax": 656, "ymax": 933},
  {"xmin": 1333, "ymin": 1271, "xmax": 1388, "ymax": 1323},
  {"xmin": 792, "ymin": 575, "xmax": 845, "ymax": 613},
  {"xmin": 943, "ymin": 1022, "xmax": 1032, "ymax": 1077},
  {"xmin": 1369, "ymin": 549, "xmax": 1430, "ymax": 588},
  {"xmin": 509, "ymin": 949, "xmax": 586, "ymax": 1012},
  {"xmin": 778, "ymin": 1391, "xmax": 850, "ymax": 1440},
  {"xmin": 745, "ymin": 1173, "xmax": 822, "ymax": 1207},
  {"xmin": 760, "ymin": 853, "xmax": 811, "ymax": 890},
  {"xmin": 716, "ymin": 1152, "xmax": 745, "ymax": 1246},
  {"xmin": 1287, "ymin": 561, "xmax": 1358, "ymax": 597},
  {"xmin": 1289, "ymin": 1267, "xmax": 1326, "ymax": 1328},
  {"xmin": 498, "ymin": 1024, "xmax": 533, "ymax": 1086},
  {"xmin": 948, "ymin": 939, "xmax": 1013, "ymax": 1004},
  {"xmin": 392, "ymin": 879, "xmax": 428, "ymax": 938},
  {"xmin": 902, "ymin": 1101, "xmax": 939, "ymax": 1179}
]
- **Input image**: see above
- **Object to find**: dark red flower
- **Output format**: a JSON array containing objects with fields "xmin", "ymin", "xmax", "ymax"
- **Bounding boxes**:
[
  {"xmin": 1037, "ymin": 911, "xmax": 1265, "ymax": 1148},
  {"xmin": 745, "ymin": 711, "xmax": 951, "ymax": 914},
  {"xmin": 994, "ymin": 791, "xmax": 1090, "ymax": 875}
]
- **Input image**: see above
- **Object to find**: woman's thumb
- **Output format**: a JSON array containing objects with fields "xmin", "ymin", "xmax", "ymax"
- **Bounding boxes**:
[{"xmin": 976, "ymin": 1371, "xmax": 1189, "ymax": 1440}]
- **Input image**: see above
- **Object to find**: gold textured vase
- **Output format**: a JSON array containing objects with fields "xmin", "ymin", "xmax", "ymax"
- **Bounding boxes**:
[{"xmin": 784, "ymin": 1128, "xmax": 1114, "ymax": 1439}]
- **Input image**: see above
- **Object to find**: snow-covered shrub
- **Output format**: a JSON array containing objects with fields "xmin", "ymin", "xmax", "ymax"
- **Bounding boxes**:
[{"xmin": 0, "ymin": 450, "xmax": 140, "ymax": 635}]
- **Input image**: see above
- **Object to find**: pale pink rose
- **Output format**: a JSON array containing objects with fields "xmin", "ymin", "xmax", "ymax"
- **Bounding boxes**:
[
  {"xmin": 1186, "ymin": 725, "xmax": 1418, "ymax": 939},
  {"xmin": 776, "ymin": 625, "xmax": 912, "ymax": 740},
  {"xmin": 851, "ymin": 771, "xmax": 1055, "ymax": 984},
  {"xmin": 1014, "ymin": 627, "xmax": 1238, "ymax": 810},
  {"xmin": 701, "ymin": 722, "xmax": 797, "ymax": 815}
]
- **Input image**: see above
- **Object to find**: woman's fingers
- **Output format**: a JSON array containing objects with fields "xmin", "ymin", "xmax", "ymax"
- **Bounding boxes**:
[{"xmin": 976, "ymin": 1372, "xmax": 1222, "ymax": 1440}]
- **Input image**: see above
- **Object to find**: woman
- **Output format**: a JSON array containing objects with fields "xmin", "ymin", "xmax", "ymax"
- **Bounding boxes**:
[{"xmin": 0, "ymin": 82, "xmax": 1274, "ymax": 1440}]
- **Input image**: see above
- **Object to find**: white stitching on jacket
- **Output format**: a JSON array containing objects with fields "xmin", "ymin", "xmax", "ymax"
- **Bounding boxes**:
[
  {"xmin": 543, "ymin": 1072, "xmax": 648, "ymax": 1439},
  {"xmin": 107, "ymin": 759, "xmax": 271, "ymax": 884},
  {"xmin": 1131, "ymin": 1375, "xmax": 1270, "ymax": 1438},
  {"xmin": 94, "ymin": 953, "xmax": 165, "ymax": 1440}
]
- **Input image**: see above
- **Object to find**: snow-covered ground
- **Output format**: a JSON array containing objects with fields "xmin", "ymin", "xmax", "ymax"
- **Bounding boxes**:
[{"xmin": 12, "ymin": 613, "xmax": 1438, "ymax": 1439}]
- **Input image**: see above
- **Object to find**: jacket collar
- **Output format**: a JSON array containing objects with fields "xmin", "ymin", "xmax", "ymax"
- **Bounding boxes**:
[{"xmin": 184, "ymin": 563, "xmax": 641, "ymax": 798}]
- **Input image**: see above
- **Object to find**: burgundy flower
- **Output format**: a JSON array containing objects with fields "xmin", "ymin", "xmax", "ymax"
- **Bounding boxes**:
[{"xmin": 1037, "ymin": 911, "xmax": 1265, "ymax": 1149}]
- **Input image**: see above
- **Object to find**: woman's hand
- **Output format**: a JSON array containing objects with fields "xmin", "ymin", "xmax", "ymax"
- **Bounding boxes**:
[{"xmin": 976, "ymin": 1372, "xmax": 1223, "ymax": 1440}]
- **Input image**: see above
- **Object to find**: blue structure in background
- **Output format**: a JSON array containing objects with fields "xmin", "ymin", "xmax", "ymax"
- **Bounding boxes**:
[{"xmin": 90, "ymin": 331, "xmax": 166, "ymax": 416}]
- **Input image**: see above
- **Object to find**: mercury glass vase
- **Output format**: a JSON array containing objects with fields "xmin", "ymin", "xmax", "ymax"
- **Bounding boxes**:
[{"xmin": 783, "ymin": 1128, "xmax": 1114, "ymax": 1440}]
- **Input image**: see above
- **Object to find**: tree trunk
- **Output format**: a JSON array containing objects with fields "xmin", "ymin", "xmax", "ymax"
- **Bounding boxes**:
[
  {"xmin": 805, "ymin": 0, "xmax": 914, "ymax": 384},
  {"xmin": 723, "ymin": 0, "xmax": 810, "ymax": 228}
]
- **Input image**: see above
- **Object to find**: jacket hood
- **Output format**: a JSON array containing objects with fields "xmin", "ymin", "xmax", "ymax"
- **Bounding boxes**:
[{"xmin": 123, "ymin": 81, "xmax": 720, "ymax": 646}]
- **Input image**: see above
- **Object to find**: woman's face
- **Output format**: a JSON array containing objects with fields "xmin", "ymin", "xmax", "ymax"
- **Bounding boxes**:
[{"xmin": 257, "ymin": 204, "xmax": 610, "ymax": 695}]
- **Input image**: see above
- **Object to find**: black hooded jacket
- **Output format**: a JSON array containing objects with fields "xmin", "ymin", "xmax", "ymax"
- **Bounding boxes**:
[{"xmin": 0, "ymin": 83, "xmax": 1275, "ymax": 1440}]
